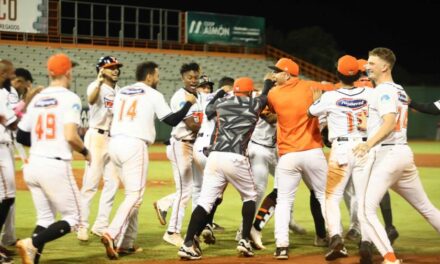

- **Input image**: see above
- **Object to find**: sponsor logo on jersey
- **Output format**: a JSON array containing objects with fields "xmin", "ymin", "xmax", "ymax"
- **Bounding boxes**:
[
  {"xmin": 336, "ymin": 98, "xmax": 367, "ymax": 110},
  {"xmin": 398, "ymin": 92, "xmax": 408, "ymax": 104},
  {"xmin": 381, "ymin": 94, "xmax": 391, "ymax": 102},
  {"xmin": 104, "ymin": 96, "xmax": 114, "ymax": 109},
  {"xmin": 72, "ymin": 103, "xmax": 81, "ymax": 112},
  {"xmin": 7, "ymin": 93, "xmax": 19, "ymax": 104},
  {"xmin": 120, "ymin": 88, "xmax": 145, "ymax": 96},
  {"xmin": 34, "ymin": 97, "xmax": 58, "ymax": 108}
]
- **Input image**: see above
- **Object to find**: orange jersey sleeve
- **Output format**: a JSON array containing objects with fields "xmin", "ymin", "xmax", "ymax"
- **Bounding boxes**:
[{"xmin": 268, "ymin": 78, "xmax": 323, "ymax": 156}]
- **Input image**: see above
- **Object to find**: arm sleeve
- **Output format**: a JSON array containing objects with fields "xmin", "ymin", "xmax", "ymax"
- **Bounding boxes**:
[
  {"xmin": 206, "ymin": 90, "xmax": 226, "ymax": 120},
  {"xmin": 377, "ymin": 86, "xmax": 398, "ymax": 117},
  {"xmin": 409, "ymin": 100, "xmax": 440, "ymax": 115},
  {"xmin": 308, "ymin": 92, "xmax": 329, "ymax": 117},
  {"xmin": 162, "ymin": 102, "xmax": 193, "ymax": 126},
  {"xmin": 261, "ymin": 79, "xmax": 275, "ymax": 96},
  {"xmin": 64, "ymin": 95, "xmax": 82, "ymax": 125},
  {"xmin": 16, "ymin": 128, "xmax": 31, "ymax": 146}
]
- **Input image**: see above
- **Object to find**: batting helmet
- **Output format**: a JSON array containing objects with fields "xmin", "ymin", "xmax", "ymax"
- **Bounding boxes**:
[
  {"xmin": 96, "ymin": 56, "xmax": 123, "ymax": 73},
  {"xmin": 233, "ymin": 77, "xmax": 254, "ymax": 93}
]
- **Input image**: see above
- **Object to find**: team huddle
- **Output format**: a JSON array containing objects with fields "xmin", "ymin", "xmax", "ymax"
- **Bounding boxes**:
[{"xmin": 0, "ymin": 47, "xmax": 439, "ymax": 264}]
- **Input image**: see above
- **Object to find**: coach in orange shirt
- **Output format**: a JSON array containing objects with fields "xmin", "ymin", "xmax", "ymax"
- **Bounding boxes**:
[{"xmin": 267, "ymin": 58, "xmax": 333, "ymax": 259}]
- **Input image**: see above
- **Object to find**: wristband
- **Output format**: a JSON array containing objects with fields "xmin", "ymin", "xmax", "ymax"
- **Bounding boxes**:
[{"xmin": 80, "ymin": 147, "xmax": 89, "ymax": 157}]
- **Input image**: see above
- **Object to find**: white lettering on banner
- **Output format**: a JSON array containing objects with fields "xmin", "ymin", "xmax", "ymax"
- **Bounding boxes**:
[
  {"xmin": 203, "ymin": 25, "xmax": 230, "ymax": 36},
  {"xmin": 189, "ymin": 20, "xmax": 230, "ymax": 36}
]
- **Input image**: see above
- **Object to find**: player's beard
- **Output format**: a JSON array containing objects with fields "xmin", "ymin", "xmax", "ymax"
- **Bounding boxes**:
[{"xmin": 151, "ymin": 80, "xmax": 158, "ymax": 89}]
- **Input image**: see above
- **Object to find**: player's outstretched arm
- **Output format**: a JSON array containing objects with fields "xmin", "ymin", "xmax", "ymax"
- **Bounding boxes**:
[
  {"xmin": 162, "ymin": 93, "xmax": 196, "ymax": 126},
  {"xmin": 409, "ymin": 100, "xmax": 440, "ymax": 115}
]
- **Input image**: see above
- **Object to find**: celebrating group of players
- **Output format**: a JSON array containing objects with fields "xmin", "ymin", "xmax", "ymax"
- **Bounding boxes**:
[{"xmin": 1, "ymin": 47, "xmax": 439, "ymax": 264}]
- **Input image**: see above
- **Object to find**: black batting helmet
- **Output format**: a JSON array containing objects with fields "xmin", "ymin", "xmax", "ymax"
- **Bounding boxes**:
[{"xmin": 96, "ymin": 56, "xmax": 123, "ymax": 73}]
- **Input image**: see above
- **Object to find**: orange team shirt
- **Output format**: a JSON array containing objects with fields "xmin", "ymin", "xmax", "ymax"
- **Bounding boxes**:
[{"xmin": 268, "ymin": 77, "xmax": 333, "ymax": 156}]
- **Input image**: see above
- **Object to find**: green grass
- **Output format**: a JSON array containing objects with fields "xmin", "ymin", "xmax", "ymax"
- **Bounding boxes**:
[{"xmin": 13, "ymin": 161, "xmax": 440, "ymax": 263}]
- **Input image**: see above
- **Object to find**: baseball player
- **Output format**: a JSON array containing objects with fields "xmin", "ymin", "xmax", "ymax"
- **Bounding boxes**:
[
  {"xmin": 100, "ymin": 61, "xmax": 196, "ymax": 260},
  {"xmin": 353, "ymin": 47, "xmax": 440, "ymax": 264},
  {"xmin": 163, "ymin": 62, "xmax": 204, "ymax": 247},
  {"xmin": 0, "ymin": 59, "xmax": 18, "ymax": 264},
  {"xmin": 15, "ymin": 53, "xmax": 90, "ymax": 264},
  {"xmin": 77, "ymin": 56, "xmax": 123, "ymax": 241},
  {"xmin": 178, "ymin": 77, "xmax": 270, "ymax": 260},
  {"xmin": 343, "ymin": 58, "xmax": 400, "ymax": 245},
  {"xmin": 267, "ymin": 58, "xmax": 334, "ymax": 260},
  {"xmin": 192, "ymin": 76, "xmax": 234, "ymax": 245},
  {"xmin": 308, "ymin": 55, "xmax": 376, "ymax": 260},
  {"xmin": 0, "ymin": 67, "xmax": 35, "ymax": 251}
]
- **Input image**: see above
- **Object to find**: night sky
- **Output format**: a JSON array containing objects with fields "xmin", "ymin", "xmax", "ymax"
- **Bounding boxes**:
[{"xmin": 86, "ymin": 0, "xmax": 440, "ymax": 76}]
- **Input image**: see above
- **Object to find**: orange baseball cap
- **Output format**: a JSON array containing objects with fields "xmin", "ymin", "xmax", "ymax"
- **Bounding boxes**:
[
  {"xmin": 357, "ymin": 59, "xmax": 368, "ymax": 73},
  {"xmin": 268, "ymin": 58, "xmax": 299, "ymax": 76},
  {"xmin": 337, "ymin": 55, "xmax": 359, "ymax": 76},
  {"xmin": 47, "ymin": 53, "xmax": 77, "ymax": 77},
  {"xmin": 233, "ymin": 77, "xmax": 254, "ymax": 93}
]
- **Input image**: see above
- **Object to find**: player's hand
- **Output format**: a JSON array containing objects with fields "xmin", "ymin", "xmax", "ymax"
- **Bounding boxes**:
[
  {"xmin": 84, "ymin": 151, "xmax": 91, "ymax": 163},
  {"xmin": 185, "ymin": 92, "xmax": 197, "ymax": 104},
  {"xmin": 97, "ymin": 68, "xmax": 105, "ymax": 85},
  {"xmin": 264, "ymin": 72, "xmax": 275, "ymax": 81},
  {"xmin": 357, "ymin": 111, "xmax": 367, "ymax": 131},
  {"xmin": 353, "ymin": 142, "xmax": 370, "ymax": 157},
  {"xmin": 311, "ymin": 87, "xmax": 322, "ymax": 102},
  {"xmin": 222, "ymin": 85, "xmax": 233, "ymax": 93}
]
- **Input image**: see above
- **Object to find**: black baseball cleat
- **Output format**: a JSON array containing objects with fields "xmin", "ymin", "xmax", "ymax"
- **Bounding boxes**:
[
  {"xmin": 359, "ymin": 241, "xmax": 373, "ymax": 264},
  {"xmin": 273, "ymin": 247, "xmax": 288, "ymax": 260},
  {"xmin": 325, "ymin": 234, "xmax": 348, "ymax": 261},
  {"xmin": 386, "ymin": 225, "xmax": 399, "ymax": 245}
]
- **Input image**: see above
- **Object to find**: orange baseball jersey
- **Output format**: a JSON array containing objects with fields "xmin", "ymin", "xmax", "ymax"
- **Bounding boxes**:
[{"xmin": 268, "ymin": 78, "xmax": 332, "ymax": 156}]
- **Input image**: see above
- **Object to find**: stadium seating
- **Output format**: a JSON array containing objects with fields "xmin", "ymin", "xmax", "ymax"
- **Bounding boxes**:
[{"xmin": 0, "ymin": 44, "xmax": 276, "ymax": 102}]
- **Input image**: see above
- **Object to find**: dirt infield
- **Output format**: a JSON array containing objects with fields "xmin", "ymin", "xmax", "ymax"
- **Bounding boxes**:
[{"xmin": 122, "ymin": 253, "xmax": 440, "ymax": 264}]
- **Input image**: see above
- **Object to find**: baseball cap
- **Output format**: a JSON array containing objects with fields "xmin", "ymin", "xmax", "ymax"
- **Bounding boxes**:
[
  {"xmin": 47, "ymin": 53, "xmax": 77, "ymax": 77},
  {"xmin": 337, "ymin": 55, "xmax": 359, "ymax": 76},
  {"xmin": 197, "ymin": 74, "xmax": 214, "ymax": 87},
  {"xmin": 233, "ymin": 77, "xmax": 254, "ymax": 93},
  {"xmin": 357, "ymin": 59, "xmax": 368, "ymax": 73},
  {"xmin": 268, "ymin": 58, "xmax": 299, "ymax": 76},
  {"xmin": 96, "ymin": 56, "xmax": 123, "ymax": 73},
  {"xmin": 15, "ymin": 68, "xmax": 33, "ymax": 83}
]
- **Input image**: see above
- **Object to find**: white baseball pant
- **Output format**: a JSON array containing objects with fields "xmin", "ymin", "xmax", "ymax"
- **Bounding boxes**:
[
  {"xmin": 23, "ymin": 156, "xmax": 81, "ymax": 228},
  {"xmin": 274, "ymin": 148, "xmax": 327, "ymax": 247},
  {"xmin": 197, "ymin": 151, "xmax": 257, "ymax": 213},
  {"xmin": 107, "ymin": 135, "xmax": 147, "ymax": 248},
  {"xmin": 248, "ymin": 141, "xmax": 277, "ymax": 208},
  {"xmin": 359, "ymin": 145, "xmax": 440, "ymax": 256},
  {"xmin": 80, "ymin": 128, "xmax": 120, "ymax": 231},
  {"xmin": 325, "ymin": 139, "xmax": 365, "ymax": 237},
  {"xmin": 167, "ymin": 139, "xmax": 194, "ymax": 234}
]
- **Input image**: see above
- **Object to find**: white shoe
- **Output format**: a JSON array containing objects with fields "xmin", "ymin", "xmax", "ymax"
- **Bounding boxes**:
[
  {"xmin": 16, "ymin": 238, "xmax": 37, "ymax": 264},
  {"xmin": 77, "ymin": 226, "xmax": 89, "ymax": 241},
  {"xmin": 91, "ymin": 228, "xmax": 103, "ymax": 237},
  {"xmin": 289, "ymin": 222, "xmax": 307, "ymax": 235},
  {"xmin": 250, "ymin": 226, "xmax": 265, "ymax": 250},
  {"xmin": 163, "ymin": 232, "xmax": 184, "ymax": 247},
  {"xmin": 382, "ymin": 259, "xmax": 402, "ymax": 264}
]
